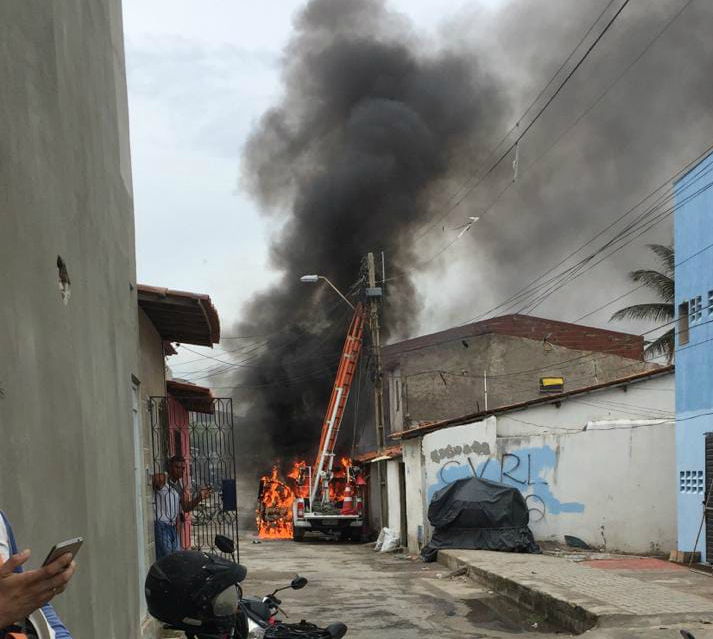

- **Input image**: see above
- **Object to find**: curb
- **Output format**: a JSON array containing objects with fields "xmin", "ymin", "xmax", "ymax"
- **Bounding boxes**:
[
  {"xmin": 437, "ymin": 550, "xmax": 713, "ymax": 634},
  {"xmin": 438, "ymin": 550, "xmax": 598, "ymax": 634}
]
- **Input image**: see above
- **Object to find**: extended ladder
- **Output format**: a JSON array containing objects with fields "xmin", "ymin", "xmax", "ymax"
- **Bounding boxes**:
[{"xmin": 310, "ymin": 303, "xmax": 366, "ymax": 506}]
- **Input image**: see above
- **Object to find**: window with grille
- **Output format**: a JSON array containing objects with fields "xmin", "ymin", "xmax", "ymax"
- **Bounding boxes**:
[
  {"xmin": 709, "ymin": 290, "xmax": 713, "ymax": 315},
  {"xmin": 691, "ymin": 296, "xmax": 703, "ymax": 322},
  {"xmin": 679, "ymin": 470, "xmax": 704, "ymax": 494}
]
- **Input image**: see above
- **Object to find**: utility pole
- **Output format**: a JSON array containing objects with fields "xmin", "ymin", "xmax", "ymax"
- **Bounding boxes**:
[
  {"xmin": 366, "ymin": 251, "xmax": 388, "ymax": 529},
  {"xmin": 366, "ymin": 252, "xmax": 385, "ymax": 451}
]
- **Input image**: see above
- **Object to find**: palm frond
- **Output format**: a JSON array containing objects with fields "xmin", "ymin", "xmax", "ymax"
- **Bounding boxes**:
[
  {"xmin": 629, "ymin": 269, "xmax": 674, "ymax": 302},
  {"xmin": 643, "ymin": 328, "xmax": 675, "ymax": 362},
  {"xmin": 610, "ymin": 303, "xmax": 674, "ymax": 323},
  {"xmin": 647, "ymin": 244, "xmax": 674, "ymax": 276}
]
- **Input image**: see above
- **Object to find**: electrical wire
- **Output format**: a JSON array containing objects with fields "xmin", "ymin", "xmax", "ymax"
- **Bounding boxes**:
[
  {"xmin": 388, "ymin": 0, "xmax": 697, "ymax": 289},
  {"xmin": 410, "ymin": 0, "xmax": 624, "ymax": 244}
]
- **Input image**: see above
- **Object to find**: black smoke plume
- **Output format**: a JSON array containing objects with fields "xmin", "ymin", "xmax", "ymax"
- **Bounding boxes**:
[
  {"xmin": 234, "ymin": 0, "xmax": 506, "ymax": 471},
  {"xmin": 233, "ymin": 0, "xmax": 713, "ymax": 473}
]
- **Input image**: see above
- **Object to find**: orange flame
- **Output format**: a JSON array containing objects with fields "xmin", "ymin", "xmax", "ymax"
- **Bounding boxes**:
[
  {"xmin": 256, "ymin": 466, "xmax": 295, "ymax": 539},
  {"xmin": 256, "ymin": 458, "xmax": 358, "ymax": 538},
  {"xmin": 256, "ymin": 462, "xmax": 309, "ymax": 539}
]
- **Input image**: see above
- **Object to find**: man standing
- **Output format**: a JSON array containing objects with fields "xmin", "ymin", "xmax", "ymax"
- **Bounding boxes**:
[{"xmin": 153, "ymin": 455, "xmax": 211, "ymax": 559}]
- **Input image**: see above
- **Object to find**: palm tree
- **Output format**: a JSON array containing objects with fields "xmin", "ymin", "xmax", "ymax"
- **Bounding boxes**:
[{"xmin": 610, "ymin": 244, "xmax": 674, "ymax": 361}]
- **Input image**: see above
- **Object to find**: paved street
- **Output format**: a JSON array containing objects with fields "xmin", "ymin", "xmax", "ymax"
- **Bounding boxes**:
[
  {"xmin": 232, "ymin": 537, "xmax": 713, "ymax": 639},
  {"xmin": 236, "ymin": 536, "xmax": 562, "ymax": 639}
]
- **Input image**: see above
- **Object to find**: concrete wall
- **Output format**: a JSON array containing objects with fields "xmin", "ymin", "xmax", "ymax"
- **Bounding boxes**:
[
  {"xmin": 674, "ymin": 151, "xmax": 713, "ymax": 561},
  {"xmin": 0, "ymin": 2, "xmax": 144, "ymax": 637},
  {"xmin": 402, "ymin": 439, "xmax": 426, "ymax": 554},
  {"xmin": 137, "ymin": 309, "xmax": 166, "ymax": 633},
  {"xmin": 403, "ymin": 374, "xmax": 675, "ymax": 555},
  {"xmin": 391, "ymin": 333, "xmax": 654, "ymax": 429}
]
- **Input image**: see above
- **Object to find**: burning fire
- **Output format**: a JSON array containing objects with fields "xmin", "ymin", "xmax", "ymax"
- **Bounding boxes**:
[
  {"xmin": 256, "ymin": 465, "xmax": 296, "ymax": 539},
  {"xmin": 256, "ymin": 458, "xmax": 356, "ymax": 539}
]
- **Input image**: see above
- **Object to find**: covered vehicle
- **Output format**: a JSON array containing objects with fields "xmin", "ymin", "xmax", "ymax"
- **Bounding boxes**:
[{"xmin": 421, "ymin": 476, "xmax": 540, "ymax": 562}]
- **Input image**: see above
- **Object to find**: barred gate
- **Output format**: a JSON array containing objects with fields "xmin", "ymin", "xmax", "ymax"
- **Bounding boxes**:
[{"xmin": 149, "ymin": 396, "xmax": 239, "ymax": 558}]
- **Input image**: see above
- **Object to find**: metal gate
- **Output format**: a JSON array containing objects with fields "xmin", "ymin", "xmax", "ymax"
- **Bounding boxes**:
[
  {"xmin": 705, "ymin": 433, "xmax": 713, "ymax": 562},
  {"xmin": 149, "ymin": 396, "xmax": 239, "ymax": 558}
]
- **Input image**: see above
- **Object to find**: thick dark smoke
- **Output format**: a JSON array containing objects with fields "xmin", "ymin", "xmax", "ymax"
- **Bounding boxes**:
[
  {"xmin": 233, "ymin": 0, "xmax": 713, "ymax": 474},
  {"xmin": 234, "ymin": 0, "xmax": 507, "ymax": 471}
]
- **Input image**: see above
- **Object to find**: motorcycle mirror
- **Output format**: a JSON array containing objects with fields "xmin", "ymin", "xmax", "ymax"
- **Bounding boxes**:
[
  {"xmin": 291, "ymin": 576, "xmax": 308, "ymax": 590},
  {"xmin": 326, "ymin": 622, "xmax": 348, "ymax": 639},
  {"xmin": 214, "ymin": 534, "xmax": 235, "ymax": 554}
]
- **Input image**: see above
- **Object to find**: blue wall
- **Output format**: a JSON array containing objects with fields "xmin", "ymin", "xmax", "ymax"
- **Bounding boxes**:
[{"xmin": 675, "ymin": 151, "xmax": 713, "ymax": 560}]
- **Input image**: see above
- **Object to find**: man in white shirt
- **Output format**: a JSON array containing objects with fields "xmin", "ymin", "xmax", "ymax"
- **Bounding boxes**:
[
  {"xmin": 153, "ymin": 455, "xmax": 212, "ymax": 559},
  {"xmin": 0, "ymin": 511, "xmax": 76, "ymax": 637}
]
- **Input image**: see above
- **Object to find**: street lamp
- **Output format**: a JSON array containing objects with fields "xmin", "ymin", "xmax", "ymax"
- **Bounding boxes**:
[{"xmin": 300, "ymin": 274, "xmax": 355, "ymax": 310}]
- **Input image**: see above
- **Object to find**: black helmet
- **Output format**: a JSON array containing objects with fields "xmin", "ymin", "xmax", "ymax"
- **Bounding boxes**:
[{"xmin": 145, "ymin": 550, "xmax": 247, "ymax": 634}]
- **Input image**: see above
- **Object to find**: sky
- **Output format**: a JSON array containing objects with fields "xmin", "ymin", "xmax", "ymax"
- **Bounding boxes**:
[
  {"xmin": 122, "ymin": 0, "xmax": 496, "ymax": 369},
  {"xmin": 122, "ymin": 0, "xmax": 704, "ymax": 377},
  {"xmin": 123, "ymin": 0, "xmax": 477, "ymax": 323}
]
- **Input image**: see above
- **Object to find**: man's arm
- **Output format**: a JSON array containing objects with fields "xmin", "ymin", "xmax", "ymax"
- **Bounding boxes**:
[
  {"xmin": 181, "ymin": 486, "xmax": 211, "ymax": 513},
  {"xmin": 42, "ymin": 602, "xmax": 73, "ymax": 639}
]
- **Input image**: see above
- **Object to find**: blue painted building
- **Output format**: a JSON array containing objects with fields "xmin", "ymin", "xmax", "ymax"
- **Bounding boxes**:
[{"xmin": 675, "ymin": 151, "xmax": 713, "ymax": 561}]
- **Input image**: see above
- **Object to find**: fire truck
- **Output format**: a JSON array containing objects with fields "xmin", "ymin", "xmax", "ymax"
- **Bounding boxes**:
[{"xmin": 291, "ymin": 303, "xmax": 367, "ymax": 541}]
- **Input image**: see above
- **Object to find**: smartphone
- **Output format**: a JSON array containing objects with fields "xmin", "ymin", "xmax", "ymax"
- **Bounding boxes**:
[{"xmin": 42, "ymin": 537, "xmax": 83, "ymax": 567}]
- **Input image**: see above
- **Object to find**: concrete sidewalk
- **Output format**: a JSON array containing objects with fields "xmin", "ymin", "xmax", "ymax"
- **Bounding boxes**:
[{"xmin": 438, "ymin": 549, "xmax": 713, "ymax": 633}]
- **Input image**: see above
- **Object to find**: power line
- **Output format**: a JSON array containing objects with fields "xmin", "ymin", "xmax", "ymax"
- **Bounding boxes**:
[
  {"xmin": 456, "ymin": 144, "xmax": 713, "ymax": 325},
  {"xmin": 396, "ymin": 0, "xmax": 697, "ymax": 287},
  {"xmin": 410, "ymin": 0, "xmax": 624, "ymax": 244}
]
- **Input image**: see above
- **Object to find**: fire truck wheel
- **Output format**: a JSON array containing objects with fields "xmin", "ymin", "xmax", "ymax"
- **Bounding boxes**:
[
  {"xmin": 342, "ymin": 529, "xmax": 361, "ymax": 542},
  {"xmin": 292, "ymin": 527, "xmax": 305, "ymax": 542}
]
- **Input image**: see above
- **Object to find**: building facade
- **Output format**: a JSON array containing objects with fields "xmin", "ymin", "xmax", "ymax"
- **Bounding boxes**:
[
  {"xmin": 356, "ymin": 314, "xmax": 659, "ymax": 537},
  {"xmin": 675, "ymin": 151, "xmax": 713, "ymax": 562},
  {"xmin": 359, "ymin": 314, "xmax": 656, "ymax": 454},
  {"xmin": 396, "ymin": 368, "xmax": 675, "ymax": 555}
]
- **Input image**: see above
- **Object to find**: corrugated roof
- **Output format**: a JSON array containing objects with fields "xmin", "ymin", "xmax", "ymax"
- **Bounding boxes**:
[
  {"xmin": 138, "ymin": 284, "xmax": 220, "ymax": 347},
  {"xmin": 391, "ymin": 365, "xmax": 673, "ymax": 441}
]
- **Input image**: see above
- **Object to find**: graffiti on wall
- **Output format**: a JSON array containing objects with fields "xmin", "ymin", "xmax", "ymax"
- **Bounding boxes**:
[
  {"xmin": 427, "ymin": 445, "xmax": 584, "ymax": 521},
  {"xmin": 430, "ymin": 440, "xmax": 490, "ymax": 464}
]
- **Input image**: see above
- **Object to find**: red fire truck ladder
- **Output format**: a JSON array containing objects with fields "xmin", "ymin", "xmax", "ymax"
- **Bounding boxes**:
[{"xmin": 310, "ymin": 302, "xmax": 366, "ymax": 507}]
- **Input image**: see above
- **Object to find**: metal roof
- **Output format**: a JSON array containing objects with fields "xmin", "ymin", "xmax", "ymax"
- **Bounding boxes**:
[{"xmin": 138, "ymin": 284, "xmax": 220, "ymax": 347}]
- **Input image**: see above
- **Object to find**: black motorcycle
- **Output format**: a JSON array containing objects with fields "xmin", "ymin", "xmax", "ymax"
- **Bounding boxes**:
[
  {"xmin": 213, "ymin": 536, "xmax": 347, "ymax": 639},
  {"xmin": 145, "ymin": 535, "xmax": 347, "ymax": 639}
]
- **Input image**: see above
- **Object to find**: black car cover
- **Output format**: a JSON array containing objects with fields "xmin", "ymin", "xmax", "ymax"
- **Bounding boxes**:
[{"xmin": 421, "ymin": 476, "xmax": 540, "ymax": 562}]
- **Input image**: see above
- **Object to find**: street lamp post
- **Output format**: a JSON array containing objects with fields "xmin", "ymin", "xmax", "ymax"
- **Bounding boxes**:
[{"xmin": 300, "ymin": 274, "xmax": 355, "ymax": 310}]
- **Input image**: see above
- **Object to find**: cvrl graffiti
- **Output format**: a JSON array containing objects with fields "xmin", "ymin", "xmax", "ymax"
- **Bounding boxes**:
[
  {"xmin": 436, "ymin": 455, "xmax": 547, "ymax": 521},
  {"xmin": 428, "ymin": 445, "xmax": 584, "ymax": 519}
]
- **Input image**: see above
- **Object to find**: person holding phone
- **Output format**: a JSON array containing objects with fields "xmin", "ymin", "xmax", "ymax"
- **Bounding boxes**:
[
  {"xmin": 0, "ymin": 511, "xmax": 76, "ymax": 638},
  {"xmin": 153, "ymin": 455, "xmax": 212, "ymax": 559}
]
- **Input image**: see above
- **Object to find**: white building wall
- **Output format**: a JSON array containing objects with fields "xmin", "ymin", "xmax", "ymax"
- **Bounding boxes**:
[
  {"xmin": 386, "ymin": 460, "xmax": 402, "ymax": 533},
  {"xmin": 403, "ymin": 373, "xmax": 676, "ymax": 554},
  {"xmin": 402, "ymin": 438, "xmax": 426, "ymax": 554}
]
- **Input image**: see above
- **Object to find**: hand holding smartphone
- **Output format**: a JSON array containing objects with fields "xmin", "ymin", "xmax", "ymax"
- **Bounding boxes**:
[{"xmin": 42, "ymin": 537, "xmax": 83, "ymax": 567}]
